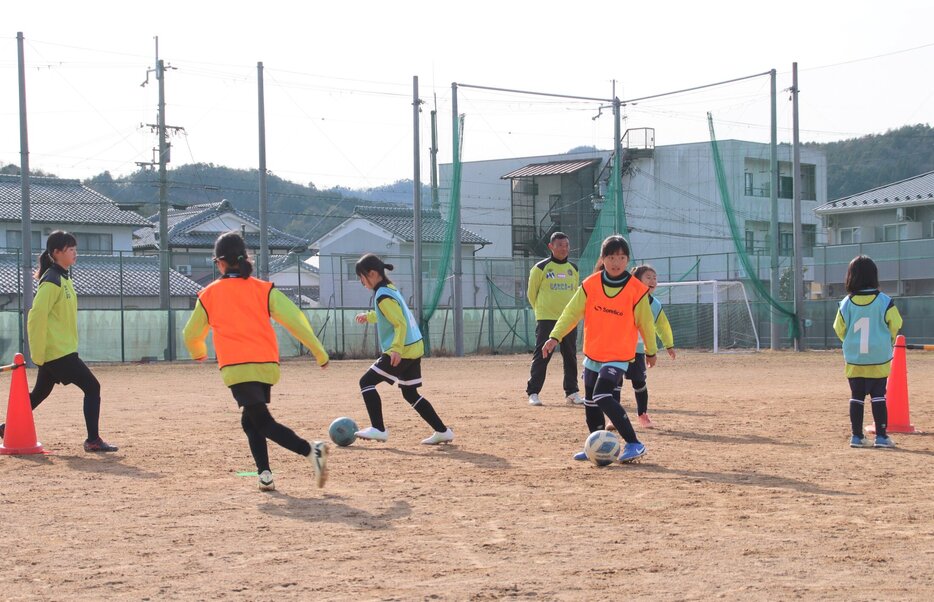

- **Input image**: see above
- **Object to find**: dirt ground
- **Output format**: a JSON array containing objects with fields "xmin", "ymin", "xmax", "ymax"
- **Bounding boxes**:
[{"xmin": 1, "ymin": 350, "xmax": 933, "ymax": 601}]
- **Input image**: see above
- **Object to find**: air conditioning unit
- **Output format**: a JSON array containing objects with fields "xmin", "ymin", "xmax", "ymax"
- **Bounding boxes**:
[{"xmin": 176, "ymin": 264, "xmax": 193, "ymax": 276}]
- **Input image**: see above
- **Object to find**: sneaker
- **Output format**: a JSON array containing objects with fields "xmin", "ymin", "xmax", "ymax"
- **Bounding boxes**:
[
  {"xmin": 0, "ymin": 422, "xmax": 5, "ymax": 440},
  {"xmin": 618, "ymin": 442, "xmax": 646, "ymax": 463},
  {"xmin": 309, "ymin": 441, "xmax": 328, "ymax": 488},
  {"xmin": 849, "ymin": 435, "xmax": 871, "ymax": 448},
  {"xmin": 421, "ymin": 428, "xmax": 454, "ymax": 445},
  {"xmin": 638, "ymin": 413, "xmax": 654, "ymax": 429},
  {"xmin": 528, "ymin": 393, "xmax": 543, "ymax": 406},
  {"xmin": 355, "ymin": 426, "xmax": 388, "ymax": 442},
  {"xmin": 873, "ymin": 435, "xmax": 896, "ymax": 449},
  {"xmin": 565, "ymin": 392, "xmax": 584, "ymax": 405},
  {"xmin": 573, "ymin": 450, "xmax": 588, "ymax": 461},
  {"xmin": 258, "ymin": 470, "xmax": 275, "ymax": 492},
  {"xmin": 83, "ymin": 437, "xmax": 119, "ymax": 452}
]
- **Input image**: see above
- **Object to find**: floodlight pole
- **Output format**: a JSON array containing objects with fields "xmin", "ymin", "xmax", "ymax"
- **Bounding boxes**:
[
  {"xmin": 791, "ymin": 62, "xmax": 806, "ymax": 350},
  {"xmin": 412, "ymin": 76, "xmax": 423, "ymax": 328},
  {"xmin": 451, "ymin": 83, "xmax": 464, "ymax": 357},
  {"xmin": 258, "ymin": 61, "xmax": 269, "ymax": 280},
  {"xmin": 769, "ymin": 69, "xmax": 781, "ymax": 350},
  {"xmin": 612, "ymin": 95, "xmax": 623, "ymax": 240},
  {"xmin": 17, "ymin": 32, "xmax": 33, "ymax": 365}
]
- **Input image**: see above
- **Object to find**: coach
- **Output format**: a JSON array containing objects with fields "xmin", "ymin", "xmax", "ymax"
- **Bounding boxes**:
[{"xmin": 525, "ymin": 232, "xmax": 582, "ymax": 406}]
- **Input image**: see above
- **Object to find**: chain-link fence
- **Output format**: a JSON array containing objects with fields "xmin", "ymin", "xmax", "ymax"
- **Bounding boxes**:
[{"xmin": 2, "ymin": 242, "xmax": 933, "ymax": 362}]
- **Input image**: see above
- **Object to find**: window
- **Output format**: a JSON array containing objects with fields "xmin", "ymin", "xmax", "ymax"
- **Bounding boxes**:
[
  {"xmin": 780, "ymin": 232, "xmax": 793, "ymax": 256},
  {"xmin": 778, "ymin": 176, "xmax": 794, "ymax": 199},
  {"xmin": 744, "ymin": 230, "xmax": 755, "ymax": 253},
  {"xmin": 838, "ymin": 227, "xmax": 859, "ymax": 244},
  {"xmin": 74, "ymin": 233, "xmax": 113, "ymax": 252},
  {"xmin": 883, "ymin": 223, "xmax": 907, "ymax": 241},
  {"xmin": 6, "ymin": 230, "xmax": 41, "ymax": 250},
  {"xmin": 744, "ymin": 173, "xmax": 753, "ymax": 196}
]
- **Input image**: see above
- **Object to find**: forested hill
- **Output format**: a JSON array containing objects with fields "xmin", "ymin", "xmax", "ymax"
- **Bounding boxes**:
[
  {"xmin": 806, "ymin": 123, "xmax": 934, "ymax": 200},
  {"xmin": 81, "ymin": 164, "xmax": 429, "ymax": 245},
  {"xmin": 6, "ymin": 124, "xmax": 933, "ymax": 240}
]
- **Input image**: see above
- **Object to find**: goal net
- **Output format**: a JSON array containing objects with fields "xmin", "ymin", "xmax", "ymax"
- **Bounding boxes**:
[{"xmin": 654, "ymin": 280, "xmax": 759, "ymax": 353}]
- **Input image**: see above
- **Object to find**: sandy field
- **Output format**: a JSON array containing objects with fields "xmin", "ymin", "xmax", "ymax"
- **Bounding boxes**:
[{"xmin": 1, "ymin": 350, "xmax": 933, "ymax": 601}]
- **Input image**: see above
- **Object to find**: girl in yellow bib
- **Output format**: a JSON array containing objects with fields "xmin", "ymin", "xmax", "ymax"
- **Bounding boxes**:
[
  {"xmin": 542, "ymin": 235, "xmax": 657, "ymax": 463},
  {"xmin": 183, "ymin": 232, "xmax": 330, "ymax": 492}
]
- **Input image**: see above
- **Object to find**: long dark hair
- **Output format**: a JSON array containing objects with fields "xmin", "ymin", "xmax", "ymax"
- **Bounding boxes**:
[
  {"xmin": 593, "ymin": 235, "xmax": 631, "ymax": 273},
  {"xmin": 35, "ymin": 230, "xmax": 77, "ymax": 280},
  {"xmin": 354, "ymin": 253, "xmax": 394, "ymax": 286},
  {"xmin": 844, "ymin": 255, "xmax": 878, "ymax": 294},
  {"xmin": 213, "ymin": 231, "xmax": 253, "ymax": 278}
]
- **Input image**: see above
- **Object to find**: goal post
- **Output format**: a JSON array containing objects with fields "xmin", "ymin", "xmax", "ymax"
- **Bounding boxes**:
[{"xmin": 655, "ymin": 280, "xmax": 760, "ymax": 353}]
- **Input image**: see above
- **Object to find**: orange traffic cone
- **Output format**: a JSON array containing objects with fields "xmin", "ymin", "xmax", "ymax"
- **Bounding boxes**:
[
  {"xmin": 866, "ymin": 335, "xmax": 917, "ymax": 435},
  {"xmin": 0, "ymin": 353, "xmax": 45, "ymax": 455}
]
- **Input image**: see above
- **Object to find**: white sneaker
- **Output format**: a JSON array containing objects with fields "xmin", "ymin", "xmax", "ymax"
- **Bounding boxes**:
[
  {"xmin": 258, "ymin": 470, "xmax": 275, "ymax": 492},
  {"xmin": 355, "ymin": 426, "xmax": 389, "ymax": 442},
  {"xmin": 308, "ymin": 441, "xmax": 328, "ymax": 488},
  {"xmin": 421, "ymin": 428, "xmax": 454, "ymax": 445},
  {"xmin": 566, "ymin": 392, "xmax": 584, "ymax": 405},
  {"xmin": 528, "ymin": 393, "xmax": 543, "ymax": 406}
]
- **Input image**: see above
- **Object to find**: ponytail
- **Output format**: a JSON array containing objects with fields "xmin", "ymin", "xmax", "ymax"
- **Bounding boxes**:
[
  {"xmin": 213, "ymin": 232, "xmax": 253, "ymax": 278},
  {"xmin": 355, "ymin": 253, "xmax": 394, "ymax": 285},
  {"xmin": 35, "ymin": 230, "xmax": 77, "ymax": 280}
]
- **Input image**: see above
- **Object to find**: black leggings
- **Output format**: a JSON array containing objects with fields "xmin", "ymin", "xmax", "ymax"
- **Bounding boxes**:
[
  {"xmin": 233, "ymin": 383, "xmax": 311, "ymax": 473},
  {"xmin": 30, "ymin": 353, "xmax": 101, "ymax": 441}
]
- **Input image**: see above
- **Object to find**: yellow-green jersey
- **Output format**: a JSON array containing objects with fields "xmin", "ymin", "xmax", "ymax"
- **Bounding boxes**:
[
  {"xmin": 527, "ymin": 256, "xmax": 579, "ymax": 321},
  {"xmin": 184, "ymin": 287, "xmax": 329, "ymax": 387},
  {"xmin": 27, "ymin": 264, "xmax": 79, "ymax": 366}
]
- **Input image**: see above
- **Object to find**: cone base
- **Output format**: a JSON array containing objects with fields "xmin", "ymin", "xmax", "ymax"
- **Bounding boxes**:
[
  {"xmin": 865, "ymin": 423, "xmax": 918, "ymax": 435},
  {"xmin": 0, "ymin": 442, "xmax": 45, "ymax": 455}
]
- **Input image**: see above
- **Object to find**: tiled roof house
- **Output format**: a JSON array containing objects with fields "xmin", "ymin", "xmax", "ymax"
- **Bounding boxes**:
[
  {"xmin": 134, "ymin": 199, "xmax": 309, "ymax": 285},
  {"xmin": 313, "ymin": 205, "xmax": 490, "ymax": 308}
]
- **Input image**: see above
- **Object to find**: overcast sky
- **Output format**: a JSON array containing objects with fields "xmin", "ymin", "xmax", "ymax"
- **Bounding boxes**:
[{"xmin": 3, "ymin": 1, "xmax": 933, "ymax": 190}]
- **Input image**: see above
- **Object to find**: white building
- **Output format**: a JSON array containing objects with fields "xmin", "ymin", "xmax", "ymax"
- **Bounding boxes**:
[
  {"xmin": 440, "ymin": 133, "xmax": 828, "ymax": 284},
  {"xmin": 312, "ymin": 205, "xmax": 489, "ymax": 308}
]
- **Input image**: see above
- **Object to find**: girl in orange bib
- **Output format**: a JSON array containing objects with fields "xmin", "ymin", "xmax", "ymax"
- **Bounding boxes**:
[
  {"xmin": 183, "ymin": 232, "xmax": 330, "ymax": 492},
  {"xmin": 542, "ymin": 235, "xmax": 657, "ymax": 463}
]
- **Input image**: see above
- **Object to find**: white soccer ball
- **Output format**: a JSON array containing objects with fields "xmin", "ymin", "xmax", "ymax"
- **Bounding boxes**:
[{"xmin": 584, "ymin": 429, "xmax": 621, "ymax": 466}]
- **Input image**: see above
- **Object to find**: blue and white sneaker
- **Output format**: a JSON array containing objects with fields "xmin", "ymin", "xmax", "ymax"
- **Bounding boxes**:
[
  {"xmin": 850, "ymin": 435, "xmax": 872, "ymax": 448},
  {"xmin": 573, "ymin": 450, "xmax": 588, "ymax": 461},
  {"xmin": 618, "ymin": 442, "xmax": 646, "ymax": 463},
  {"xmin": 873, "ymin": 435, "xmax": 896, "ymax": 449}
]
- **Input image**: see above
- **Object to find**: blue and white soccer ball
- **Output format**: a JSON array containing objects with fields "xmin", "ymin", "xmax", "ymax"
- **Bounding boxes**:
[
  {"xmin": 328, "ymin": 416, "xmax": 359, "ymax": 447},
  {"xmin": 584, "ymin": 430, "xmax": 621, "ymax": 466}
]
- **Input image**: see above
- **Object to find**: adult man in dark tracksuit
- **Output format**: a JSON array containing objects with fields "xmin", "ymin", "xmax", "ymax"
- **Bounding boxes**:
[{"xmin": 525, "ymin": 232, "xmax": 581, "ymax": 406}]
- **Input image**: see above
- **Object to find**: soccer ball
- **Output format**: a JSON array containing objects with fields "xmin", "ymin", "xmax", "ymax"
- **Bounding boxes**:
[
  {"xmin": 584, "ymin": 430, "xmax": 621, "ymax": 466},
  {"xmin": 328, "ymin": 417, "xmax": 358, "ymax": 447}
]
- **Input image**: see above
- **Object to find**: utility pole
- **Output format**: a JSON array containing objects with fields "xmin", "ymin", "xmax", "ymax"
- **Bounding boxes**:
[
  {"xmin": 769, "ymin": 69, "xmax": 780, "ymax": 350},
  {"xmin": 140, "ymin": 38, "xmax": 182, "ymax": 359},
  {"xmin": 429, "ymin": 99, "xmax": 440, "ymax": 213},
  {"xmin": 257, "ymin": 61, "xmax": 269, "ymax": 280},
  {"xmin": 791, "ymin": 62, "xmax": 805, "ymax": 351},
  {"xmin": 17, "ymin": 32, "xmax": 33, "ymax": 364}
]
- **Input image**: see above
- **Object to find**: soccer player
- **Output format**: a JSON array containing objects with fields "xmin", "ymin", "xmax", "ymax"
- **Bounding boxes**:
[
  {"xmin": 183, "ymin": 232, "xmax": 329, "ymax": 491},
  {"xmin": 353, "ymin": 253, "xmax": 453, "ymax": 445},
  {"xmin": 543, "ymin": 235, "xmax": 657, "ymax": 463},
  {"xmin": 0, "ymin": 231, "xmax": 118, "ymax": 452},
  {"xmin": 833, "ymin": 255, "xmax": 902, "ymax": 449},
  {"xmin": 622, "ymin": 265, "xmax": 676, "ymax": 428},
  {"xmin": 525, "ymin": 232, "xmax": 581, "ymax": 406}
]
